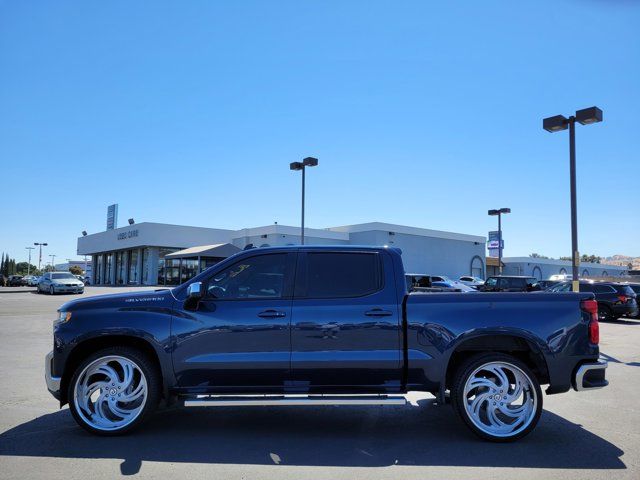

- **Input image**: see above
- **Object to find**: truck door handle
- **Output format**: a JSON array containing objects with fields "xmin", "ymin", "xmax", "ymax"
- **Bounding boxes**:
[
  {"xmin": 364, "ymin": 308, "xmax": 392, "ymax": 317},
  {"xmin": 257, "ymin": 310, "xmax": 287, "ymax": 318}
]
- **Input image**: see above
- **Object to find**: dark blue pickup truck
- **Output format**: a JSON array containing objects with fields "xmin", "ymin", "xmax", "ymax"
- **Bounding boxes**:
[{"xmin": 45, "ymin": 246, "xmax": 607, "ymax": 441}]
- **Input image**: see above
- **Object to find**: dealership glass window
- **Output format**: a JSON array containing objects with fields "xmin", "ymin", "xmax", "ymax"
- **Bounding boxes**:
[
  {"xmin": 95, "ymin": 255, "xmax": 103, "ymax": 285},
  {"xmin": 157, "ymin": 248, "xmax": 179, "ymax": 285},
  {"xmin": 115, "ymin": 251, "xmax": 127, "ymax": 285},
  {"xmin": 164, "ymin": 258, "xmax": 181, "ymax": 285},
  {"xmin": 180, "ymin": 259, "xmax": 199, "ymax": 283},
  {"xmin": 142, "ymin": 248, "xmax": 149, "ymax": 284},
  {"xmin": 104, "ymin": 253, "xmax": 113, "ymax": 284},
  {"xmin": 200, "ymin": 257, "xmax": 223, "ymax": 272},
  {"xmin": 471, "ymin": 256, "xmax": 484, "ymax": 279},
  {"xmin": 128, "ymin": 250, "xmax": 139, "ymax": 284}
]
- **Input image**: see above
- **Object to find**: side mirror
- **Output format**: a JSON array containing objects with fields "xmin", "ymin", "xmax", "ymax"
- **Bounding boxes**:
[
  {"xmin": 187, "ymin": 282, "xmax": 203, "ymax": 299},
  {"xmin": 184, "ymin": 282, "xmax": 203, "ymax": 311}
]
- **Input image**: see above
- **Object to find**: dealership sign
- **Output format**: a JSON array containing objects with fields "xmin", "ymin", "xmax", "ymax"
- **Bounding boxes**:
[
  {"xmin": 487, "ymin": 230, "xmax": 504, "ymax": 258},
  {"xmin": 107, "ymin": 204, "xmax": 118, "ymax": 230},
  {"xmin": 117, "ymin": 229, "xmax": 139, "ymax": 240}
]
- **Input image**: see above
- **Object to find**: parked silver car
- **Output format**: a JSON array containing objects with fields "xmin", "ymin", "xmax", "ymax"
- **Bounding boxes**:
[
  {"xmin": 458, "ymin": 276, "xmax": 485, "ymax": 287},
  {"xmin": 37, "ymin": 272, "xmax": 84, "ymax": 295}
]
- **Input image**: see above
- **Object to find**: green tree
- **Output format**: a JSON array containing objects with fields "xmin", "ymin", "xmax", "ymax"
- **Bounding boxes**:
[
  {"xmin": 581, "ymin": 254, "xmax": 601, "ymax": 264},
  {"xmin": 69, "ymin": 265, "xmax": 83, "ymax": 275},
  {"xmin": 559, "ymin": 254, "xmax": 601, "ymax": 264},
  {"xmin": 529, "ymin": 253, "xmax": 550, "ymax": 259},
  {"xmin": 16, "ymin": 262, "xmax": 38, "ymax": 276}
]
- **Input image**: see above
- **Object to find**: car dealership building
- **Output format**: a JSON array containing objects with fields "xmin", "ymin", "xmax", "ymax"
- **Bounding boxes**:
[
  {"xmin": 77, "ymin": 221, "xmax": 487, "ymax": 286},
  {"xmin": 502, "ymin": 257, "xmax": 627, "ymax": 279}
]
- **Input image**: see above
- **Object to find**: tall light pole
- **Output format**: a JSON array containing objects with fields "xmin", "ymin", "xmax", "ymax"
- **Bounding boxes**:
[
  {"xmin": 289, "ymin": 157, "xmax": 318, "ymax": 245},
  {"xmin": 488, "ymin": 208, "xmax": 510, "ymax": 275},
  {"xmin": 544, "ymin": 106, "xmax": 603, "ymax": 292},
  {"xmin": 25, "ymin": 247, "xmax": 35, "ymax": 276},
  {"xmin": 34, "ymin": 242, "xmax": 48, "ymax": 271},
  {"xmin": 49, "ymin": 254, "xmax": 56, "ymax": 270}
]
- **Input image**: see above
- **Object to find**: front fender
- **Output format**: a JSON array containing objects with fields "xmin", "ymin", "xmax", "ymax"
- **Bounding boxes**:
[{"xmin": 53, "ymin": 301, "xmax": 176, "ymax": 403}]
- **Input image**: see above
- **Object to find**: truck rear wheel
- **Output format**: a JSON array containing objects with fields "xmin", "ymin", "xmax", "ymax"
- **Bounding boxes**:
[
  {"xmin": 451, "ymin": 353, "xmax": 542, "ymax": 442},
  {"xmin": 68, "ymin": 346, "xmax": 161, "ymax": 436}
]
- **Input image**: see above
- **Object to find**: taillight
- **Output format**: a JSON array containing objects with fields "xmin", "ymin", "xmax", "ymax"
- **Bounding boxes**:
[
  {"xmin": 581, "ymin": 299, "xmax": 599, "ymax": 345},
  {"xmin": 617, "ymin": 295, "xmax": 628, "ymax": 303}
]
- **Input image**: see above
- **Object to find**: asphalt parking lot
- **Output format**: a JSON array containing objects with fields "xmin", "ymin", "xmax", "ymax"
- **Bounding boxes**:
[{"xmin": 0, "ymin": 286, "xmax": 638, "ymax": 480}]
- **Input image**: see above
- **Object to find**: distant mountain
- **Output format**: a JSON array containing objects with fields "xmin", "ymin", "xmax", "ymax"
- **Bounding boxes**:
[{"xmin": 601, "ymin": 255, "xmax": 640, "ymax": 270}]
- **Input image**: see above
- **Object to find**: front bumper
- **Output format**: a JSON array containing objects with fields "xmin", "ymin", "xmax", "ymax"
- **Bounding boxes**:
[
  {"xmin": 573, "ymin": 359, "xmax": 608, "ymax": 391},
  {"xmin": 45, "ymin": 350, "xmax": 61, "ymax": 400},
  {"xmin": 52, "ymin": 285, "xmax": 84, "ymax": 293}
]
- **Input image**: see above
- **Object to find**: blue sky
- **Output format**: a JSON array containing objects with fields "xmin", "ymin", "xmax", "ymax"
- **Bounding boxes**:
[{"xmin": 1, "ymin": 0, "xmax": 638, "ymax": 265}]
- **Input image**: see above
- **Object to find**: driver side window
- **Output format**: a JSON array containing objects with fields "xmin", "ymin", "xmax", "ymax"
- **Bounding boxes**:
[{"xmin": 206, "ymin": 253, "xmax": 288, "ymax": 300}]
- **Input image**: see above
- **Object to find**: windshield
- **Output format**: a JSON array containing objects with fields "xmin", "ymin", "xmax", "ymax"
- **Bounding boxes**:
[{"xmin": 52, "ymin": 273, "xmax": 75, "ymax": 279}]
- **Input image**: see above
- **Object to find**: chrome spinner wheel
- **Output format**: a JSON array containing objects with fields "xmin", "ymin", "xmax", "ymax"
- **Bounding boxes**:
[
  {"xmin": 73, "ymin": 355, "xmax": 148, "ymax": 432},
  {"xmin": 462, "ymin": 361, "xmax": 538, "ymax": 438}
]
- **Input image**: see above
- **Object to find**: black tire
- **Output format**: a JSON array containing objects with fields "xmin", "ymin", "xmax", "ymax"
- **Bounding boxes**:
[
  {"xmin": 598, "ymin": 304, "xmax": 614, "ymax": 322},
  {"xmin": 451, "ymin": 352, "xmax": 543, "ymax": 442},
  {"xmin": 67, "ymin": 346, "xmax": 161, "ymax": 436},
  {"xmin": 49, "ymin": 286, "xmax": 55, "ymax": 295}
]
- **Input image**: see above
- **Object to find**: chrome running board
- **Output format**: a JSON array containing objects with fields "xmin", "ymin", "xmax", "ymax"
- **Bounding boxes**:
[{"xmin": 183, "ymin": 394, "xmax": 407, "ymax": 407}]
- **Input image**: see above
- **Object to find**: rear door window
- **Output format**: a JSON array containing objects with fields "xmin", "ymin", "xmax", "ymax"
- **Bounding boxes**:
[
  {"xmin": 593, "ymin": 284, "xmax": 616, "ymax": 294},
  {"xmin": 509, "ymin": 278, "xmax": 527, "ymax": 289},
  {"xmin": 296, "ymin": 252, "xmax": 382, "ymax": 298}
]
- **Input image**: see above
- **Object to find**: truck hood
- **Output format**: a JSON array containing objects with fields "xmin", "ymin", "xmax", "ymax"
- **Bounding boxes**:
[{"xmin": 58, "ymin": 288, "xmax": 174, "ymax": 312}]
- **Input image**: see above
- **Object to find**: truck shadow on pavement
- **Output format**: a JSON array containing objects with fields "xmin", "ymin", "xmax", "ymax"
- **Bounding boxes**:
[{"xmin": 0, "ymin": 401, "xmax": 625, "ymax": 475}]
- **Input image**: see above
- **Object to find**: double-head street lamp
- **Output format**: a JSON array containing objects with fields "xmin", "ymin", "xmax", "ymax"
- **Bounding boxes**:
[
  {"xmin": 289, "ymin": 157, "xmax": 318, "ymax": 245},
  {"xmin": 543, "ymin": 106, "xmax": 603, "ymax": 292},
  {"xmin": 488, "ymin": 208, "xmax": 511, "ymax": 274},
  {"xmin": 34, "ymin": 242, "xmax": 48, "ymax": 271}
]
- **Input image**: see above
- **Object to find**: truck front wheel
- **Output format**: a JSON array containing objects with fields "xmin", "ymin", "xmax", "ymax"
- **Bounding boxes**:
[
  {"xmin": 68, "ymin": 346, "xmax": 161, "ymax": 435},
  {"xmin": 451, "ymin": 353, "xmax": 542, "ymax": 442}
]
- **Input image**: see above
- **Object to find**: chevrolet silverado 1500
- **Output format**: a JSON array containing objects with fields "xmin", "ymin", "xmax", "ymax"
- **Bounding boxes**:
[{"xmin": 45, "ymin": 246, "xmax": 607, "ymax": 441}]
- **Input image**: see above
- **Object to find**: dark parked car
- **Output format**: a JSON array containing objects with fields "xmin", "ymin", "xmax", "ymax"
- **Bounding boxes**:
[
  {"xmin": 537, "ymin": 280, "xmax": 560, "ymax": 291},
  {"xmin": 7, "ymin": 275, "xmax": 24, "ymax": 286},
  {"xmin": 46, "ymin": 246, "xmax": 606, "ymax": 441},
  {"xmin": 627, "ymin": 284, "xmax": 640, "ymax": 318},
  {"xmin": 548, "ymin": 281, "xmax": 638, "ymax": 321},
  {"xmin": 477, "ymin": 276, "xmax": 541, "ymax": 292}
]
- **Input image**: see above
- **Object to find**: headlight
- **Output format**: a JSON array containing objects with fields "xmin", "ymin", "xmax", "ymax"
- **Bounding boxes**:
[{"xmin": 55, "ymin": 311, "xmax": 72, "ymax": 326}]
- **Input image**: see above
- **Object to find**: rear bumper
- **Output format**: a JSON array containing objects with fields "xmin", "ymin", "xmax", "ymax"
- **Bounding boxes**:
[
  {"xmin": 613, "ymin": 304, "xmax": 638, "ymax": 317},
  {"xmin": 45, "ymin": 351, "xmax": 61, "ymax": 400},
  {"xmin": 573, "ymin": 360, "xmax": 608, "ymax": 391}
]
